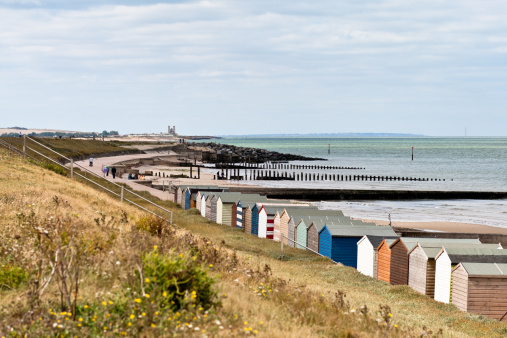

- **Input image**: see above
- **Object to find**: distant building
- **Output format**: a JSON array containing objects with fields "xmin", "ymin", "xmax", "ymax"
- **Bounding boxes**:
[{"xmin": 168, "ymin": 125, "xmax": 177, "ymax": 135}]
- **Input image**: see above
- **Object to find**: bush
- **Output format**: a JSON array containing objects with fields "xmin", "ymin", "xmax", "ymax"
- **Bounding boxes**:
[
  {"xmin": 135, "ymin": 216, "xmax": 167, "ymax": 236},
  {"xmin": 0, "ymin": 264, "xmax": 28, "ymax": 290},
  {"xmin": 139, "ymin": 248, "xmax": 219, "ymax": 311},
  {"xmin": 42, "ymin": 161, "xmax": 66, "ymax": 176}
]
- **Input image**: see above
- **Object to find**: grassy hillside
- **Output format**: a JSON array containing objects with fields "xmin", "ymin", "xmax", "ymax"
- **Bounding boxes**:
[
  {"xmin": 0, "ymin": 147, "xmax": 506, "ymax": 337},
  {"xmin": 0, "ymin": 137, "xmax": 142, "ymax": 162}
]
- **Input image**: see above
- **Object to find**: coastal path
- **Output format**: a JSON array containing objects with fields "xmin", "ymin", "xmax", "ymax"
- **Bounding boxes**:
[{"xmin": 74, "ymin": 153, "xmax": 174, "ymax": 201}]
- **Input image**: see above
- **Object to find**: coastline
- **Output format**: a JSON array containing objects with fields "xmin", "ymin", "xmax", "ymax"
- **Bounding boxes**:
[{"xmin": 79, "ymin": 153, "xmax": 507, "ymax": 236}]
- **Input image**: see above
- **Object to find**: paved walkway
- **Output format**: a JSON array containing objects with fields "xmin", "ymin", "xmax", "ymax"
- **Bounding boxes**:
[{"xmin": 73, "ymin": 154, "xmax": 173, "ymax": 201}]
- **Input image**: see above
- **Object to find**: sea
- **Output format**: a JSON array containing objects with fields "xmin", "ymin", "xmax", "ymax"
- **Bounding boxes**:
[{"xmin": 197, "ymin": 137, "xmax": 507, "ymax": 230}]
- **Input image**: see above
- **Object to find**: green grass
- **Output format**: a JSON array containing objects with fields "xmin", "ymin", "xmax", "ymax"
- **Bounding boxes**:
[{"xmin": 0, "ymin": 137, "xmax": 142, "ymax": 162}]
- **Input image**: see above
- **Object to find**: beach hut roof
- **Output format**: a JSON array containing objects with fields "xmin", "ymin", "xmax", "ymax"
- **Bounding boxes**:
[
  {"xmin": 179, "ymin": 185, "xmax": 222, "ymax": 191},
  {"xmin": 391, "ymin": 237, "xmax": 481, "ymax": 252},
  {"xmin": 408, "ymin": 242, "xmax": 501, "ymax": 257},
  {"xmin": 454, "ymin": 262, "xmax": 507, "ymax": 276},
  {"xmin": 305, "ymin": 216, "xmax": 363, "ymax": 231},
  {"xmin": 211, "ymin": 192, "xmax": 242, "ymax": 200},
  {"xmin": 288, "ymin": 209, "xmax": 344, "ymax": 220},
  {"xmin": 199, "ymin": 191, "xmax": 215, "ymax": 200},
  {"xmin": 435, "ymin": 247, "xmax": 507, "ymax": 263},
  {"xmin": 324, "ymin": 225, "xmax": 397, "ymax": 238},
  {"xmin": 280, "ymin": 206, "xmax": 320, "ymax": 216},
  {"xmin": 237, "ymin": 194, "xmax": 267, "ymax": 202},
  {"xmin": 262, "ymin": 205, "xmax": 296, "ymax": 215},
  {"xmin": 218, "ymin": 194, "xmax": 252, "ymax": 203},
  {"xmin": 357, "ymin": 235, "xmax": 399, "ymax": 248}
]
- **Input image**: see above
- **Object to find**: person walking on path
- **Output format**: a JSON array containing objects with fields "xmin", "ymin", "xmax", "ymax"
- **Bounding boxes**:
[
  {"xmin": 106, "ymin": 166, "xmax": 110, "ymax": 176},
  {"xmin": 89, "ymin": 158, "xmax": 94, "ymax": 166},
  {"xmin": 111, "ymin": 167, "xmax": 117, "ymax": 179},
  {"xmin": 102, "ymin": 166, "xmax": 108, "ymax": 177}
]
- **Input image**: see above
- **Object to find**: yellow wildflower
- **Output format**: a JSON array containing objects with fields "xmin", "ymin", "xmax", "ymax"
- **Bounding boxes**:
[
  {"xmin": 163, "ymin": 291, "xmax": 167, "ymax": 297},
  {"xmin": 145, "ymin": 294, "xmax": 150, "ymax": 298},
  {"xmin": 134, "ymin": 298, "xmax": 141, "ymax": 303},
  {"xmin": 145, "ymin": 278, "xmax": 150, "ymax": 283},
  {"xmin": 128, "ymin": 322, "xmax": 131, "ymax": 326},
  {"xmin": 102, "ymin": 301, "xmax": 107, "ymax": 306},
  {"xmin": 130, "ymin": 314, "xmax": 135, "ymax": 319}
]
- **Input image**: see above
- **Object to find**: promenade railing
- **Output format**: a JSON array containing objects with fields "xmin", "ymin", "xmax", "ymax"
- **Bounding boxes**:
[{"xmin": 1, "ymin": 136, "xmax": 173, "ymax": 224}]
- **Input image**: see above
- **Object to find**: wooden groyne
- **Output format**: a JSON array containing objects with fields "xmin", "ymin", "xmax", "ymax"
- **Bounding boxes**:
[{"xmin": 226, "ymin": 187, "xmax": 507, "ymax": 201}]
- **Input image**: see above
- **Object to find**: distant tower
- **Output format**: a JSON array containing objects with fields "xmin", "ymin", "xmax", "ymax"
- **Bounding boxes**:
[
  {"xmin": 168, "ymin": 126, "xmax": 171, "ymax": 134},
  {"xmin": 173, "ymin": 126, "xmax": 176, "ymax": 135}
]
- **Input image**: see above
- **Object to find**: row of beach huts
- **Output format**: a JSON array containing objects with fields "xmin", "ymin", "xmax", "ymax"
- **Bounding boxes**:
[{"xmin": 174, "ymin": 185, "xmax": 507, "ymax": 320}]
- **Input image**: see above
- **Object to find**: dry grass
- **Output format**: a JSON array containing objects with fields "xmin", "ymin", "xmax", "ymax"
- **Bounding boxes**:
[{"xmin": 1, "ymin": 147, "xmax": 507, "ymax": 337}]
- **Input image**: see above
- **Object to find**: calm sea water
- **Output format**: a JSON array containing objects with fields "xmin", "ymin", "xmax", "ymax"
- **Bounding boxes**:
[{"xmin": 199, "ymin": 137, "xmax": 507, "ymax": 229}]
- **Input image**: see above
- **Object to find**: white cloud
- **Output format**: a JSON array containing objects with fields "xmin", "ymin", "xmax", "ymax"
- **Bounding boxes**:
[{"xmin": 1, "ymin": 0, "xmax": 507, "ymax": 135}]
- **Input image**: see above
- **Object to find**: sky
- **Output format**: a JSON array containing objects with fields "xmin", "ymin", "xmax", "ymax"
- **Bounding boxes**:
[{"xmin": 1, "ymin": 0, "xmax": 507, "ymax": 136}]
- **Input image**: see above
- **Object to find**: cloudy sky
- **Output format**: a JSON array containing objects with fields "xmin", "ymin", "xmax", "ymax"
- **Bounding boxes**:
[{"xmin": 1, "ymin": 0, "xmax": 506, "ymax": 136}]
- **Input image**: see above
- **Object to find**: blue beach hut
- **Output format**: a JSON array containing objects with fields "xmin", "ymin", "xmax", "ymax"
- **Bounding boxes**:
[{"xmin": 318, "ymin": 224, "xmax": 397, "ymax": 267}]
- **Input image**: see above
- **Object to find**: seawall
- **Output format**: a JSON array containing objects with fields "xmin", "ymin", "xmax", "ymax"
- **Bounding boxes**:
[{"xmin": 226, "ymin": 187, "xmax": 507, "ymax": 201}]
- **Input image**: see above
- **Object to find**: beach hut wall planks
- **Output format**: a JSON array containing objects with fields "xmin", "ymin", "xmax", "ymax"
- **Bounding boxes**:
[
  {"xmin": 216, "ymin": 193, "xmax": 242, "ymax": 225},
  {"xmin": 196, "ymin": 192, "xmax": 203, "ymax": 212},
  {"xmin": 295, "ymin": 219, "xmax": 308, "ymax": 250},
  {"xmin": 278, "ymin": 206, "xmax": 320, "ymax": 246},
  {"xmin": 357, "ymin": 236, "xmax": 398, "ymax": 278},
  {"xmin": 319, "ymin": 225, "xmax": 397, "ymax": 268},
  {"xmin": 257, "ymin": 206, "xmax": 268, "ymax": 238},
  {"xmin": 243, "ymin": 205, "xmax": 253, "ymax": 234},
  {"xmin": 233, "ymin": 195, "xmax": 269, "ymax": 229},
  {"xmin": 434, "ymin": 248, "xmax": 507, "ymax": 304},
  {"xmin": 408, "ymin": 244, "xmax": 440, "ymax": 297},
  {"xmin": 407, "ymin": 242, "xmax": 498, "ymax": 297},
  {"xmin": 254, "ymin": 203, "xmax": 295, "ymax": 240},
  {"xmin": 185, "ymin": 188, "xmax": 191, "ymax": 210},
  {"xmin": 291, "ymin": 213, "xmax": 346, "ymax": 250},
  {"xmin": 390, "ymin": 238, "xmax": 484, "ymax": 286},
  {"xmin": 251, "ymin": 204, "xmax": 261, "ymax": 236},
  {"xmin": 201, "ymin": 192, "xmax": 214, "ymax": 218},
  {"xmin": 451, "ymin": 262, "xmax": 507, "ymax": 320},
  {"xmin": 187, "ymin": 186, "xmax": 225, "ymax": 210},
  {"xmin": 377, "ymin": 239, "xmax": 392, "ymax": 283},
  {"xmin": 206, "ymin": 194, "xmax": 214, "ymax": 220},
  {"xmin": 273, "ymin": 211, "xmax": 282, "ymax": 242}
]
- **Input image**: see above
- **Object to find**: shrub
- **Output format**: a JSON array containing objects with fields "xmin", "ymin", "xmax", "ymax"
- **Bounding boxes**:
[
  {"xmin": 139, "ymin": 248, "xmax": 219, "ymax": 311},
  {"xmin": 0, "ymin": 264, "xmax": 29, "ymax": 290},
  {"xmin": 135, "ymin": 216, "xmax": 166, "ymax": 236}
]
